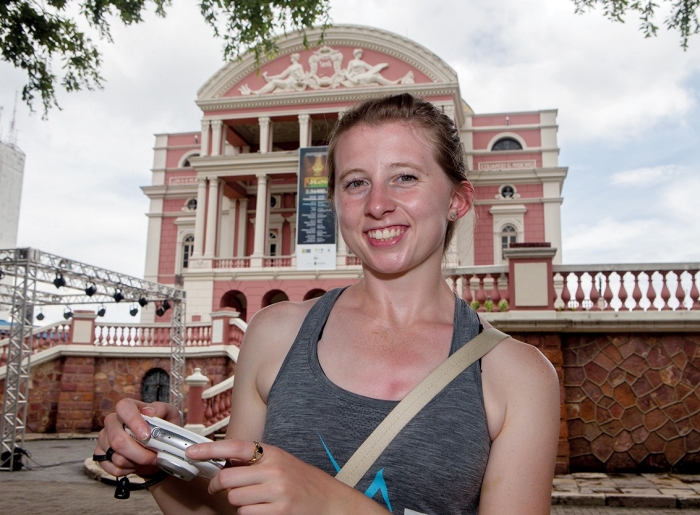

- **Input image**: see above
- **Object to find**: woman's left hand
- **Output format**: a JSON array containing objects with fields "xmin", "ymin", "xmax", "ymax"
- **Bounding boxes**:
[{"xmin": 187, "ymin": 440, "xmax": 385, "ymax": 515}]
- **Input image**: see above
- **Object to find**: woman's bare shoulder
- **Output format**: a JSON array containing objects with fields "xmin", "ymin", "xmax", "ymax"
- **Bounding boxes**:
[
  {"xmin": 482, "ymin": 335, "xmax": 558, "ymax": 390},
  {"xmin": 242, "ymin": 297, "xmax": 320, "ymax": 352}
]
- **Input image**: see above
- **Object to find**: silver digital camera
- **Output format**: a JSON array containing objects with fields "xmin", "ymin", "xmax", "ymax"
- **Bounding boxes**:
[{"xmin": 125, "ymin": 415, "xmax": 225, "ymax": 481}]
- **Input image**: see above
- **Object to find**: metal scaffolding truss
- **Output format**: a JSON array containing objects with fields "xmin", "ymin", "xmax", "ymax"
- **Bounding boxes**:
[{"xmin": 0, "ymin": 248, "xmax": 186, "ymax": 471}]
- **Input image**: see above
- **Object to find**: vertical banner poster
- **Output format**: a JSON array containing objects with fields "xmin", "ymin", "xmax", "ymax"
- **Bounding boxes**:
[{"xmin": 296, "ymin": 147, "xmax": 336, "ymax": 270}]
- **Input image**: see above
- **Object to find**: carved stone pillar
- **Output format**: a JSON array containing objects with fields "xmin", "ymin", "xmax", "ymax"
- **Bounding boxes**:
[
  {"xmin": 210, "ymin": 120, "xmax": 223, "ymax": 156},
  {"xmin": 298, "ymin": 113, "xmax": 311, "ymax": 148},
  {"xmin": 236, "ymin": 197, "xmax": 248, "ymax": 257},
  {"xmin": 252, "ymin": 173, "xmax": 269, "ymax": 259},
  {"xmin": 259, "ymin": 116, "xmax": 271, "ymax": 154},
  {"xmin": 200, "ymin": 120, "xmax": 211, "ymax": 157},
  {"xmin": 204, "ymin": 176, "xmax": 219, "ymax": 258},
  {"xmin": 193, "ymin": 176, "xmax": 207, "ymax": 257}
]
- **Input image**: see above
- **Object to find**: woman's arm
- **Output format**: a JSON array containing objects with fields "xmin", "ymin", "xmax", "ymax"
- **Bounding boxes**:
[
  {"xmin": 186, "ymin": 301, "xmax": 393, "ymax": 515},
  {"xmin": 479, "ymin": 338, "xmax": 560, "ymax": 515}
]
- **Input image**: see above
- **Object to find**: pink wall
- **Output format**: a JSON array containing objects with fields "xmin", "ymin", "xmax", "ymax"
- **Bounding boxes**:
[
  {"xmin": 472, "ymin": 129, "xmax": 541, "ymax": 150},
  {"xmin": 472, "ymin": 113, "xmax": 540, "ymax": 127},
  {"xmin": 158, "ymin": 217, "xmax": 178, "ymax": 278},
  {"xmin": 212, "ymin": 278, "xmax": 360, "ymax": 317},
  {"xmin": 475, "ymin": 184, "xmax": 543, "ymax": 199},
  {"xmin": 473, "ymin": 205, "xmax": 494, "ymax": 265},
  {"xmin": 524, "ymin": 203, "xmax": 545, "ymax": 242}
]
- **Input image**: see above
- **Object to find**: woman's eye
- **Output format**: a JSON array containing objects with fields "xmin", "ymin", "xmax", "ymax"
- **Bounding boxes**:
[
  {"xmin": 397, "ymin": 174, "xmax": 417, "ymax": 183},
  {"xmin": 344, "ymin": 179, "xmax": 366, "ymax": 189}
]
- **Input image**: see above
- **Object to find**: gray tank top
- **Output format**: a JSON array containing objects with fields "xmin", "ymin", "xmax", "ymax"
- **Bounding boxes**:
[{"xmin": 262, "ymin": 288, "xmax": 491, "ymax": 515}]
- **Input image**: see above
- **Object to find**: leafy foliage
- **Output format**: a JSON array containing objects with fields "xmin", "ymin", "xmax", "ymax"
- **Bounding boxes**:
[
  {"xmin": 573, "ymin": 0, "xmax": 700, "ymax": 49},
  {"xmin": 0, "ymin": 0, "xmax": 330, "ymax": 116}
]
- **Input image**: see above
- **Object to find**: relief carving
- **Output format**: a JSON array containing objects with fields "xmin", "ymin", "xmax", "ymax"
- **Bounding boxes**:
[{"xmin": 239, "ymin": 47, "xmax": 414, "ymax": 96}]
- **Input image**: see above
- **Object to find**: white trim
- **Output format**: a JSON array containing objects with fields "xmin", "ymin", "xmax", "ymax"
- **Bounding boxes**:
[
  {"xmin": 177, "ymin": 150, "xmax": 201, "ymax": 169},
  {"xmin": 487, "ymin": 132, "xmax": 527, "ymax": 151}
]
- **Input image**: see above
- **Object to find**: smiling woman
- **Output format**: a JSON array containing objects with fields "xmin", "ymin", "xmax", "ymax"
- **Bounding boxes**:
[{"xmin": 95, "ymin": 93, "xmax": 560, "ymax": 515}]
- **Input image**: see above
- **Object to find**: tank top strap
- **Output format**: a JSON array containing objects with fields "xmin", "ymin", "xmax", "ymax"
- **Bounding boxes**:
[
  {"xmin": 451, "ymin": 294, "xmax": 481, "ymax": 352},
  {"xmin": 295, "ymin": 287, "xmax": 348, "ymax": 344}
]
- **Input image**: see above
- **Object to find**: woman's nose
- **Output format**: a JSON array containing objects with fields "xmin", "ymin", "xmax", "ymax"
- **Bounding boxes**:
[{"xmin": 365, "ymin": 182, "xmax": 396, "ymax": 219}]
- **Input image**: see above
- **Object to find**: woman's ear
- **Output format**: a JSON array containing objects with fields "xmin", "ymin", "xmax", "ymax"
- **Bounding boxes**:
[{"xmin": 448, "ymin": 180, "xmax": 474, "ymax": 220}]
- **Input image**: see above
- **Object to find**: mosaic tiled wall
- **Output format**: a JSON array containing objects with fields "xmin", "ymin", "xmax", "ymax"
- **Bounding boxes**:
[{"xmin": 563, "ymin": 334, "xmax": 700, "ymax": 472}]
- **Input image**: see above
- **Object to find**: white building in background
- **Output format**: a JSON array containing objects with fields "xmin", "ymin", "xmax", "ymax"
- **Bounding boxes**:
[
  {"xmin": 0, "ymin": 140, "xmax": 25, "ymax": 249},
  {"xmin": 0, "ymin": 139, "xmax": 25, "ymax": 322}
]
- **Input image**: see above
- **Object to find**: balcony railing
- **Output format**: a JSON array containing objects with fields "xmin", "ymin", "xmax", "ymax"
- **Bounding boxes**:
[{"xmin": 445, "ymin": 263, "xmax": 699, "ymax": 312}]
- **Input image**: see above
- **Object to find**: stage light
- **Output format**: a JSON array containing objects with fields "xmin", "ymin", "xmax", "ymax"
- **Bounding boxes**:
[
  {"xmin": 162, "ymin": 299, "xmax": 171, "ymax": 311},
  {"xmin": 156, "ymin": 303, "xmax": 165, "ymax": 317},
  {"xmin": 53, "ymin": 273, "xmax": 66, "ymax": 289},
  {"xmin": 85, "ymin": 283, "xmax": 97, "ymax": 296},
  {"xmin": 113, "ymin": 289, "xmax": 124, "ymax": 303},
  {"xmin": 138, "ymin": 297, "xmax": 148, "ymax": 307},
  {"xmin": 97, "ymin": 305, "xmax": 106, "ymax": 317},
  {"xmin": 63, "ymin": 307, "xmax": 73, "ymax": 320},
  {"xmin": 36, "ymin": 311, "xmax": 45, "ymax": 321},
  {"xmin": 130, "ymin": 305, "xmax": 139, "ymax": 317}
]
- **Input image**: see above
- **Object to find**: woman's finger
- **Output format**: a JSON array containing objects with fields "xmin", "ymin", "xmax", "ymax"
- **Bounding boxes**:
[{"xmin": 187, "ymin": 439, "xmax": 263, "ymax": 466}]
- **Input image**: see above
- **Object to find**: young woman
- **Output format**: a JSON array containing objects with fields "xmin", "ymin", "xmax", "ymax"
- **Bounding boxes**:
[{"xmin": 96, "ymin": 93, "xmax": 560, "ymax": 515}]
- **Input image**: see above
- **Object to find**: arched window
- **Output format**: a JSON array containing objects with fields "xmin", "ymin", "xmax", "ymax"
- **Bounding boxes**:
[
  {"xmin": 492, "ymin": 137, "xmax": 523, "ymax": 151},
  {"xmin": 304, "ymin": 289, "xmax": 326, "ymax": 301},
  {"xmin": 142, "ymin": 368, "xmax": 170, "ymax": 403},
  {"xmin": 183, "ymin": 153, "xmax": 200, "ymax": 167},
  {"xmin": 501, "ymin": 225, "xmax": 517, "ymax": 259},
  {"xmin": 262, "ymin": 289, "xmax": 289, "ymax": 308},
  {"xmin": 182, "ymin": 235, "xmax": 195, "ymax": 269},
  {"xmin": 220, "ymin": 290, "xmax": 247, "ymax": 321}
]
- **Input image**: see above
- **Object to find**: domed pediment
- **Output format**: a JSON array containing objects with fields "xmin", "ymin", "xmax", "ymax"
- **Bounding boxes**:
[{"xmin": 197, "ymin": 25, "xmax": 460, "ymax": 108}]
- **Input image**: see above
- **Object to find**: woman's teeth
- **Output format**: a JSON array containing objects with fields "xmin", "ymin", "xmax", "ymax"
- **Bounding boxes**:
[{"xmin": 368, "ymin": 228, "xmax": 404, "ymax": 240}]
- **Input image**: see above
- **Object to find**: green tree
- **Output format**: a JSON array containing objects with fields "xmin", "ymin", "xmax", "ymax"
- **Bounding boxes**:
[
  {"xmin": 0, "ymin": 0, "xmax": 330, "ymax": 116},
  {"xmin": 573, "ymin": 0, "xmax": 700, "ymax": 49}
]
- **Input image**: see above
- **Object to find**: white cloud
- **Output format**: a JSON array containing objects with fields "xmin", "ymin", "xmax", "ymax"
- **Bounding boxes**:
[{"xmin": 610, "ymin": 165, "xmax": 681, "ymax": 186}]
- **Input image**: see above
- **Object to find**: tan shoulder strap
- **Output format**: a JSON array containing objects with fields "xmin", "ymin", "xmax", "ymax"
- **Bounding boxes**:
[{"xmin": 335, "ymin": 327, "xmax": 509, "ymax": 488}]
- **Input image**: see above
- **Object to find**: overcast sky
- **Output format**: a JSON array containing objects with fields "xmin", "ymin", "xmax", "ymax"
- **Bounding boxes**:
[{"xmin": 1, "ymin": 0, "xmax": 699, "ymax": 321}]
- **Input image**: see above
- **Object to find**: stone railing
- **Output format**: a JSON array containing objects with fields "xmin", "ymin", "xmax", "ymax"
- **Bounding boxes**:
[
  {"xmin": 213, "ymin": 257, "xmax": 251, "ymax": 269},
  {"xmin": 94, "ymin": 322, "xmax": 213, "ymax": 347},
  {"xmin": 445, "ymin": 258, "xmax": 699, "ymax": 313},
  {"xmin": 0, "ymin": 321, "xmax": 71, "ymax": 366},
  {"xmin": 552, "ymin": 264, "xmax": 699, "ymax": 312}
]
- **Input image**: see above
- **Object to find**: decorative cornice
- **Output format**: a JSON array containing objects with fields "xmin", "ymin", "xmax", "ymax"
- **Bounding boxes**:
[{"xmin": 198, "ymin": 25, "xmax": 458, "ymax": 101}]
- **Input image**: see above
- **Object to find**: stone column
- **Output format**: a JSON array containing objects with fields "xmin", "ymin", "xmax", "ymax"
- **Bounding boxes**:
[
  {"xmin": 193, "ymin": 176, "xmax": 207, "ymax": 258},
  {"xmin": 210, "ymin": 120, "xmax": 223, "ymax": 156},
  {"xmin": 236, "ymin": 197, "xmax": 248, "ymax": 257},
  {"xmin": 184, "ymin": 368, "xmax": 209, "ymax": 434},
  {"xmin": 204, "ymin": 176, "xmax": 219, "ymax": 258},
  {"xmin": 259, "ymin": 116, "xmax": 271, "ymax": 153},
  {"xmin": 503, "ymin": 244, "xmax": 557, "ymax": 310},
  {"xmin": 298, "ymin": 113, "xmax": 311, "ymax": 148},
  {"xmin": 200, "ymin": 120, "xmax": 211, "ymax": 157},
  {"xmin": 252, "ymin": 173, "xmax": 269, "ymax": 264}
]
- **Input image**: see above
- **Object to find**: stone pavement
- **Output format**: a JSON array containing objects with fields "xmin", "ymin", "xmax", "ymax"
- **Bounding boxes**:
[
  {"xmin": 552, "ymin": 472, "xmax": 700, "ymax": 509},
  {"xmin": 1, "ymin": 435, "xmax": 700, "ymax": 514}
]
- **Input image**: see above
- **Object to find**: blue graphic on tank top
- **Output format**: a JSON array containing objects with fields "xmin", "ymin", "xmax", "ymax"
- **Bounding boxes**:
[{"xmin": 319, "ymin": 434, "xmax": 393, "ymax": 512}]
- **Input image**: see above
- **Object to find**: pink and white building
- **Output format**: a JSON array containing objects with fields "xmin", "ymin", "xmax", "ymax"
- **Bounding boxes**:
[{"xmin": 141, "ymin": 25, "xmax": 567, "ymax": 323}]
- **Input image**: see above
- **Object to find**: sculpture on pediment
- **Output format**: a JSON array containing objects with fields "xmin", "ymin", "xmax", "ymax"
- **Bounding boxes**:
[
  {"xmin": 238, "ymin": 47, "xmax": 415, "ymax": 96},
  {"xmin": 239, "ymin": 53, "xmax": 308, "ymax": 95},
  {"xmin": 343, "ymin": 49, "xmax": 414, "ymax": 87}
]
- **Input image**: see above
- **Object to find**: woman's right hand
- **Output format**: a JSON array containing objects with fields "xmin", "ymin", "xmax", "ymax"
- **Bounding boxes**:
[{"xmin": 94, "ymin": 399, "xmax": 181, "ymax": 478}]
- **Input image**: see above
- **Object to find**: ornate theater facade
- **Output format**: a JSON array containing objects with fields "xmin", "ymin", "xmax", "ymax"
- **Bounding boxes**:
[{"xmin": 141, "ymin": 25, "xmax": 567, "ymax": 323}]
